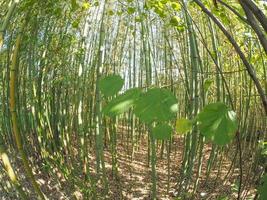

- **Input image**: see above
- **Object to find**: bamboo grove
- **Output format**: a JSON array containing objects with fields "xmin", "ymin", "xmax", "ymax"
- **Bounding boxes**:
[{"xmin": 0, "ymin": 0, "xmax": 266, "ymax": 199}]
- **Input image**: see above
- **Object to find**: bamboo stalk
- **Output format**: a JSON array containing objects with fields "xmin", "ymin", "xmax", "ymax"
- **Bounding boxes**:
[{"xmin": 9, "ymin": 30, "xmax": 46, "ymax": 200}]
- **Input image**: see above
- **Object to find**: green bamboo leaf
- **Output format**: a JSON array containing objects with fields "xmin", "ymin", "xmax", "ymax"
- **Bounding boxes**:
[
  {"xmin": 204, "ymin": 79, "xmax": 213, "ymax": 92},
  {"xmin": 152, "ymin": 124, "xmax": 172, "ymax": 140},
  {"xmin": 176, "ymin": 118, "xmax": 192, "ymax": 134},
  {"xmin": 170, "ymin": 16, "xmax": 181, "ymax": 27},
  {"xmin": 134, "ymin": 88, "xmax": 177, "ymax": 123},
  {"xmin": 197, "ymin": 102, "xmax": 238, "ymax": 145},
  {"xmin": 82, "ymin": 2, "xmax": 90, "ymax": 10},
  {"xmin": 71, "ymin": 0, "xmax": 78, "ymax": 9},
  {"xmin": 127, "ymin": 7, "xmax": 136, "ymax": 14},
  {"xmin": 170, "ymin": 2, "xmax": 181, "ymax": 11},
  {"xmin": 103, "ymin": 88, "xmax": 142, "ymax": 117},
  {"xmin": 99, "ymin": 75, "xmax": 124, "ymax": 97}
]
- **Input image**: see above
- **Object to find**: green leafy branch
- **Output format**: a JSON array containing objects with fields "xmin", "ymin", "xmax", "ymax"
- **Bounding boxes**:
[{"xmin": 100, "ymin": 74, "xmax": 238, "ymax": 145}]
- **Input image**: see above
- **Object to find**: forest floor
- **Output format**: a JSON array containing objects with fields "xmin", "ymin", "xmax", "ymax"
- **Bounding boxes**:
[{"xmin": 0, "ymin": 131, "xmax": 258, "ymax": 200}]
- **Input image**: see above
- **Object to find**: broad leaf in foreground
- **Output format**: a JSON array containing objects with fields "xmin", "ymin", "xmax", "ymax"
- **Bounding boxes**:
[
  {"xmin": 197, "ymin": 103, "xmax": 237, "ymax": 145},
  {"xmin": 258, "ymin": 174, "xmax": 267, "ymax": 200},
  {"xmin": 134, "ymin": 88, "xmax": 177, "ymax": 123},
  {"xmin": 176, "ymin": 118, "xmax": 192, "ymax": 134},
  {"xmin": 99, "ymin": 75, "xmax": 124, "ymax": 97},
  {"xmin": 103, "ymin": 88, "xmax": 141, "ymax": 117},
  {"xmin": 152, "ymin": 124, "xmax": 172, "ymax": 140}
]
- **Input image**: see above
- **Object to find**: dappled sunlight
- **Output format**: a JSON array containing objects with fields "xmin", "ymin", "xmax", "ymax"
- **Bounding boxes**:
[
  {"xmin": 0, "ymin": 0, "xmax": 266, "ymax": 199},
  {"xmin": 110, "ymin": 100, "xmax": 135, "ymax": 113}
]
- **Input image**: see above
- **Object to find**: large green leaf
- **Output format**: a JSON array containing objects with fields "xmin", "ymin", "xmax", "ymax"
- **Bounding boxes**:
[
  {"xmin": 197, "ymin": 103, "xmax": 238, "ymax": 145},
  {"xmin": 152, "ymin": 124, "xmax": 172, "ymax": 140},
  {"xmin": 134, "ymin": 88, "xmax": 178, "ymax": 123},
  {"xmin": 176, "ymin": 118, "xmax": 192, "ymax": 134},
  {"xmin": 99, "ymin": 75, "xmax": 124, "ymax": 97},
  {"xmin": 102, "ymin": 88, "xmax": 142, "ymax": 117},
  {"xmin": 258, "ymin": 174, "xmax": 267, "ymax": 200}
]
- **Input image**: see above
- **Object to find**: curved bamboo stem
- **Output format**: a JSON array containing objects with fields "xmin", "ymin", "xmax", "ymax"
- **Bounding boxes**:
[
  {"xmin": 193, "ymin": 0, "xmax": 267, "ymax": 115},
  {"xmin": 9, "ymin": 31, "xmax": 46, "ymax": 200}
]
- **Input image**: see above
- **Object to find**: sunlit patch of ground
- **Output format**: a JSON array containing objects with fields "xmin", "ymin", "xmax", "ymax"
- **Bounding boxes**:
[{"xmin": 0, "ymin": 131, "xmax": 258, "ymax": 199}]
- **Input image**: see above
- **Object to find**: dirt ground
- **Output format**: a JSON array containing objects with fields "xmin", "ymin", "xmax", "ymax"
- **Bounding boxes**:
[{"xmin": 0, "ymin": 133, "xmax": 258, "ymax": 200}]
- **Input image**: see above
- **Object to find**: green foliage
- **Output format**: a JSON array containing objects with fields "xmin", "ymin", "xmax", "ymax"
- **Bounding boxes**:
[
  {"xmin": 102, "ymin": 88, "xmax": 142, "ymax": 117},
  {"xmin": 1, "ymin": 0, "xmax": 265, "ymax": 198},
  {"xmin": 212, "ymin": 6, "xmax": 231, "ymax": 25},
  {"xmin": 99, "ymin": 75, "xmax": 124, "ymax": 97},
  {"xmin": 134, "ymin": 88, "xmax": 177, "ymax": 123},
  {"xmin": 230, "ymin": 181, "xmax": 239, "ymax": 193},
  {"xmin": 102, "ymin": 85, "xmax": 178, "ymax": 124},
  {"xmin": 101, "ymin": 78, "xmax": 238, "ymax": 146},
  {"xmin": 258, "ymin": 141, "xmax": 267, "ymax": 157},
  {"xmin": 258, "ymin": 174, "xmax": 267, "ymax": 200},
  {"xmin": 152, "ymin": 123, "xmax": 172, "ymax": 140},
  {"xmin": 144, "ymin": 0, "xmax": 185, "ymax": 32},
  {"xmin": 170, "ymin": 16, "xmax": 181, "ymax": 27},
  {"xmin": 217, "ymin": 196, "xmax": 229, "ymax": 200},
  {"xmin": 170, "ymin": 2, "xmax": 181, "ymax": 11},
  {"xmin": 145, "ymin": 0, "xmax": 168, "ymax": 18},
  {"xmin": 82, "ymin": 2, "xmax": 90, "ymax": 10},
  {"xmin": 127, "ymin": 7, "xmax": 136, "ymax": 14},
  {"xmin": 204, "ymin": 79, "xmax": 213, "ymax": 92},
  {"xmin": 107, "ymin": 9, "xmax": 114, "ymax": 16},
  {"xmin": 71, "ymin": 0, "xmax": 79, "ymax": 11},
  {"xmin": 176, "ymin": 118, "xmax": 192, "ymax": 134},
  {"xmin": 197, "ymin": 103, "xmax": 238, "ymax": 145}
]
